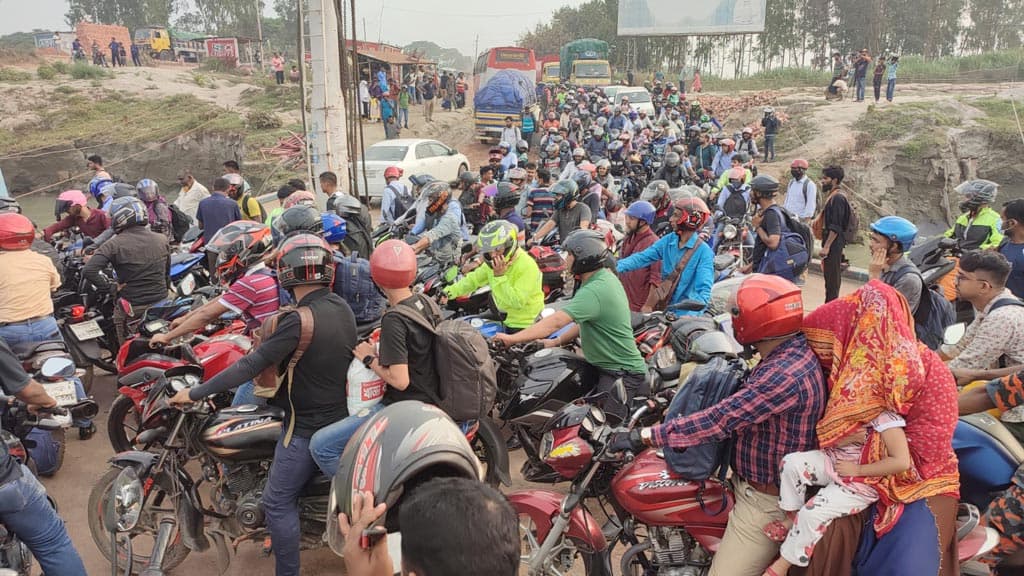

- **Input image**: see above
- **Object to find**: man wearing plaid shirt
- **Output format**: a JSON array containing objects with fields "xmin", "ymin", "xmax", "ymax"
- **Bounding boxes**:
[{"xmin": 610, "ymin": 274, "xmax": 826, "ymax": 576}]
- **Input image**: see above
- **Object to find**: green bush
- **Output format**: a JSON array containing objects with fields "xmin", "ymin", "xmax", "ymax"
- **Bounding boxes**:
[
  {"xmin": 69, "ymin": 62, "xmax": 112, "ymax": 80},
  {"xmin": 246, "ymin": 110, "xmax": 283, "ymax": 129},
  {"xmin": 51, "ymin": 60, "xmax": 68, "ymax": 74},
  {"xmin": 54, "ymin": 84, "xmax": 76, "ymax": 95},
  {"xmin": 36, "ymin": 64, "xmax": 57, "ymax": 80},
  {"xmin": 199, "ymin": 58, "xmax": 239, "ymax": 74},
  {"xmin": 0, "ymin": 67, "xmax": 31, "ymax": 82}
]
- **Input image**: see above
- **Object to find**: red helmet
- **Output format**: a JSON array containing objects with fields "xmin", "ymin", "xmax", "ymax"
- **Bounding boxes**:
[
  {"xmin": 384, "ymin": 166, "xmax": 403, "ymax": 180},
  {"xmin": 729, "ymin": 274, "xmax": 804, "ymax": 345},
  {"xmin": 0, "ymin": 213, "xmax": 35, "ymax": 251},
  {"xmin": 578, "ymin": 161, "xmax": 597, "ymax": 178},
  {"xmin": 671, "ymin": 196, "xmax": 711, "ymax": 232},
  {"xmin": 370, "ymin": 239, "xmax": 417, "ymax": 289},
  {"xmin": 791, "ymin": 158, "xmax": 810, "ymax": 170},
  {"xmin": 282, "ymin": 190, "xmax": 316, "ymax": 210}
]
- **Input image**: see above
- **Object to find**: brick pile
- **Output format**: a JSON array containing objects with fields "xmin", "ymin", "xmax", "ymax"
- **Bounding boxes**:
[{"xmin": 74, "ymin": 22, "xmax": 132, "ymax": 53}]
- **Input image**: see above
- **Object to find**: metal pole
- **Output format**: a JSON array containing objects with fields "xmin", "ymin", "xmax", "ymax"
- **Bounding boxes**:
[
  {"xmin": 255, "ymin": 0, "xmax": 265, "ymax": 69},
  {"xmin": 306, "ymin": 0, "xmax": 348, "ymax": 205},
  {"xmin": 297, "ymin": 0, "xmax": 313, "ymax": 186}
]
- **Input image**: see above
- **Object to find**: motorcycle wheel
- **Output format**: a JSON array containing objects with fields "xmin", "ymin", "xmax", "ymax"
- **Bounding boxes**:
[
  {"xmin": 107, "ymin": 395, "xmax": 142, "ymax": 453},
  {"xmin": 517, "ymin": 514, "xmax": 597, "ymax": 575},
  {"xmin": 87, "ymin": 467, "xmax": 191, "ymax": 574},
  {"xmin": 470, "ymin": 431, "xmax": 501, "ymax": 488}
]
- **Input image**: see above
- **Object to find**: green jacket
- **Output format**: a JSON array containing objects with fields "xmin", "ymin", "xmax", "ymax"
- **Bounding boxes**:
[
  {"xmin": 444, "ymin": 251, "xmax": 544, "ymax": 329},
  {"xmin": 945, "ymin": 206, "xmax": 1003, "ymax": 251}
]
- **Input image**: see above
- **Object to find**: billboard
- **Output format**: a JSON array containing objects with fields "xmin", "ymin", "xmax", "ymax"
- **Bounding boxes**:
[
  {"xmin": 618, "ymin": 0, "xmax": 767, "ymax": 36},
  {"xmin": 205, "ymin": 38, "xmax": 240, "ymax": 65}
]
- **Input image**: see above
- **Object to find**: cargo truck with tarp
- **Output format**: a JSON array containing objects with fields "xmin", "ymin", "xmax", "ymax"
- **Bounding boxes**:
[
  {"xmin": 473, "ymin": 69, "xmax": 539, "ymax": 144},
  {"xmin": 559, "ymin": 39, "xmax": 611, "ymax": 87}
]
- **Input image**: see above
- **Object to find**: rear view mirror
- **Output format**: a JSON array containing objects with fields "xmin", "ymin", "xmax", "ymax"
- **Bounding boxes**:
[
  {"xmin": 611, "ymin": 379, "xmax": 628, "ymax": 406},
  {"xmin": 944, "ymin": 323, "xmax": 966, "ymax": 347},
  {"xmin": 40, "ymin": 357, "xmax": 76, "ymax": 380}
]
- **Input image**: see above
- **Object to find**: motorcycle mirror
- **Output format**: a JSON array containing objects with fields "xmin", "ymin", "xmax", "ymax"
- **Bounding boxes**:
[
  {"xmin": 40, "ymin": 357, "xmax": 76, "ymax": 380},
  {"xmin": 611, "ymin": 379, "xmax": 628, "ymax": 406},
  {"xmin": 944, "ymin": 323, "xmax": 967, "ymax": 347},
  {"xmin": 668, "ymin": 299, "xmax": 706, "ymax": 313}
]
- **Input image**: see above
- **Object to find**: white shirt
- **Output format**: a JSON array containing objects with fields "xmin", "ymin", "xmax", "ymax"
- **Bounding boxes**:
[
  {"xmin": 359, "ymin": 80, "xmax": 370, "ymax": 103},
  {"xmin": 173, "ymin": 180, "xmax": 210, "ymax": 221},
  {"xmin": 783, "ymin": 176, "xmax": 817, "ymax": 220}
]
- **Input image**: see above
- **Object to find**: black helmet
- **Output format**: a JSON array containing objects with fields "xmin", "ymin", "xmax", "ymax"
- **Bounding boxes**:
[
  {"xmin": 493, "ymin": 182, "xmax": 519, "ymax": 212},
  {"xmin": 750, "ymin": 175, "xmax": 781, "ymax": 198},
  {"xmin": 550, "ymin": 180, "xmax": 579, "ymax": 210},
  {"xmin": 326, "ymin": 401, "xmax": 481, "ymax": 554},
  {"xmin": 0, "ymin": 198, "xmax": 21, "ymax": 214},
  {"xmin": 421, "ymin": 181, "xmax": 452, "ymax": 214},
  {"xmin": 331, "ymin": 194, "xmax": 364, "ymax": 218},
  {"xmin": 409, "ymin": 173, "xmax": 438, "ymax": 191},
  {"xmin": 109, "ymin": 196, "xmax": 148, "ymax": 232},
  {"xmin": 665, "ymin": 152, "xmax": 681, "ymax": 168},
  {"xmin": 563, "ymin": 229, "xmax": 610, "ymax": 275},
  {"xmin": 272, "ymin": 204, "xmax": 323, "ymax": 245},
  {"xmin": 572, "ymin": 170, "xmax": 592, "ymax": 190},
  {"xmin": 276, "ymin": 233, "xmax": 335, "ymax": 289},
  {"xmin": 457, "ymin": 171, "xmax": 479, "ymax": 187}
]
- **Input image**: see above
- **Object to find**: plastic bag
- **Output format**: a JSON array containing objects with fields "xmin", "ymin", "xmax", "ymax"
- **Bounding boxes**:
[{"xmin": 347, "ymin": 342, "xmax": 385, "ymax": 414}]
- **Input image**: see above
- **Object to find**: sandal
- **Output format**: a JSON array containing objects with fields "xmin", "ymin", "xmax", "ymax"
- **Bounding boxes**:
[{"xmin": 762, "ymin": 520, "xmax": 790, "ymax": 543}]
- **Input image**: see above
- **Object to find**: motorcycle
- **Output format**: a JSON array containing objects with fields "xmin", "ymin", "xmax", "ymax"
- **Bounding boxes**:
[
  {"xmin": 89, "ymin": 364, "xmax": 509, "ymax": 574},
  {"xmin": 910, "ymin": 236, "xmax": 972, "ymax": 323},
  {"xmin": 710, "ymin": 212, "xmax": 755, "ymax": 282}
]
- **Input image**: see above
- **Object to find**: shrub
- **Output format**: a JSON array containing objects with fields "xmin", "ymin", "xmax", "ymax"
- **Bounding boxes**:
[
  {"xmin": 54, "ymin": 84, "xmax": 76, "ymax": 95},
  {"xmin": 246, "ymin": 110, "xmax": 283, "ymax": 129},
  {"xmin": 51, "ymin": 60, "xmax": 69, "ymax": 74},
  {"xmin": 69, "ymin": 62, "xmax": 112, "ymax": 80},
  {"xmin": 37, "ymin": 64, "xmax": 57, "ymax": 80},
  {"xmin": 0, "ymin": 67, "xmax": 31, "ymax": 82}
]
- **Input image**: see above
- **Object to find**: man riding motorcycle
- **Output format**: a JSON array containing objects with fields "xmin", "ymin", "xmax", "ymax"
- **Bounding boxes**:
[
  {"xmin": 443, "ymin": 221, "xmax": 543, "ymax": 332},
  {"xmin": 653, "ymin": 152, "xmax": 688, "ymax": 188},
  {"xmin": 945, "ymin": 179, "xmax": 1003, "ymax": 251},
  {"xmin": 410, "ymin": 181, "xmax": 465, "ymax": 269}
]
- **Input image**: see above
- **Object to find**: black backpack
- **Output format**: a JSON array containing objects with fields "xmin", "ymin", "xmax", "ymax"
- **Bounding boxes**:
[
  {"xmin": 167, "ymin": 203, "xmax": 193, "ymax": 243},
  {"xmin": 388, "ymin": 183, "xmax": 415, "ymax": 222},
  {"xmin": 663, "ymin": 356, "xmax": 747, "ymax": 510},
  {"xmin": 722, "ymin": 186, "xmax": 748, "ymax": 220},
  {"xmin": 888, "ymin": 265, "xmax": 955, "ymax": 350},
  {"xmin": 757, "ymin": 206, "xmax": 810, "ymax": 280}
]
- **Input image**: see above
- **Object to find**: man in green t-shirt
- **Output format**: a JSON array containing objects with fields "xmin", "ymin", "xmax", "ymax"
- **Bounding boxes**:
[{"xmin": 494, "ymin": 229, "xmax": 646, "ymax": 419}]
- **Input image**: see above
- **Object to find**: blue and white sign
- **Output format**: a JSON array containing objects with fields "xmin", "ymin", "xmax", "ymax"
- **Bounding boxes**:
[{"xmin": 618, "ymin": 0, "xmax": 767, "ymax": 36}]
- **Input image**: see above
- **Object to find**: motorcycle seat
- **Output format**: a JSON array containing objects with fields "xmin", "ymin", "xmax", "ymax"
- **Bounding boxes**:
[
  {"xmin": 12, "ymin": 340, "xmax": 68, "ymax": 360},
  {"xmin": 304, "ymin": 474, "xmax": 332, "ymax": 496}
]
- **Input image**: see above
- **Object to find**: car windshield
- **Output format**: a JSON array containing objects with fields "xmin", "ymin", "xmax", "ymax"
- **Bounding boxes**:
[
  {"xmin": 365, "ymin": 146, "xmax": 407, "ymax": 162},
  {"xmin": 575, "ymin": 62, "xmax": 609, "ymax": 78},
  {"xmin": 623, "ymin": 91, "xmax": 651, "ymax": 103}
]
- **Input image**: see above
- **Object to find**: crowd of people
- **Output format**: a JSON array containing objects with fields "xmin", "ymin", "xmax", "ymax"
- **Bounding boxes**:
[{"xmin": 359, "ymin": 64, "xmax": 468, "ymax": 137}]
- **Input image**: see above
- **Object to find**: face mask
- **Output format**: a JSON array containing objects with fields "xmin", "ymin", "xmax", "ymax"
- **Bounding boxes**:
[
  {"xmin": 1003, "ymin": 220, "xmax": 1016, "ymax": 234},
  {"xmin": 791, "ymin": 169, "xmax": 803, "ymax": 180}
]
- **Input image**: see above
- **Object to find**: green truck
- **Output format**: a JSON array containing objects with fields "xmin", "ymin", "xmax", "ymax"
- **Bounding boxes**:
[{"xmin": 559, "ymin": 39, "xmax": 611, "ymax": 87}]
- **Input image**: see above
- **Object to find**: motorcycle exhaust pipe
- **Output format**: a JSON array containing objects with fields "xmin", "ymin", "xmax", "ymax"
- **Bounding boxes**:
[{"xmin": 138, "ymin": 517, "xmax": 177, "ymax": 576}]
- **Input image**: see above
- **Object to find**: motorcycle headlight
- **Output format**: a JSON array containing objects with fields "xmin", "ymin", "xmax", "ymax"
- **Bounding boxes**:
[
  {"xmin": 539, "ymin": 430, "xmax": 554, "ymax": 459},
  {"xmin": 653, "ymin": 346, "xmax": 678, "ymax": 370},
  {"xmin": 108, "ymin": 466, "xmax": 143, "ymax": 532},
  {"xmin": 722, "ymin": 224, "xmax": 738, "ymax": 240},
  {"xmin": 178, "ymin": 273, "xmax": 196, "ymax": 297}
]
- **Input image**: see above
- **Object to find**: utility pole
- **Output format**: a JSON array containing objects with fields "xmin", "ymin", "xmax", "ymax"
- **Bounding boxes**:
[
  {"xmin": 306, "ymin": 0, "xmax": 348, "ymax": 203},
  {"xmin": 255, "ymin": 0, "xmax": 265, "ymax": 68},
  {"xmin": 474, "ymin": 35, "xmax": 479, "ymax": 60}
]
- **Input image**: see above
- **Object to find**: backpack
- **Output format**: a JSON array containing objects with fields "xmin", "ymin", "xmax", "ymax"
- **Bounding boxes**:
[
  {"xmin": 722, "ymin": 187, "xmax": 748, "ymax": 220},
  {"xmin": 888, "ymin": 265, "xmax": 955, "ymax": 350},
  {"xmin": 252, "ymin": 306, "xmax": 315, "ymax": 445},
  {"xmin": 387, "ymin": 297, "xmax": 497, "ymax": 421},
  {"xmin": 167, "ymin": 202, "xmax": 192, "ymax": 243},
  {"xmin": 333, "ymin": 252, "xmax": 385, "ymax": 324},
  {"xmin": 837, "ymin": 191, "xmax": 860, "ymax": 243},
  {"xmin": 663, "ymin": 356, "xmax": 747, "ymax": 500},
  {"xmin": 757, "ymin": 206, "xmax": 810, "ymax": 280},
  {"xmin": 241, "ymin": 192, "xmax": 267, "ymax": 223},
  {"xmin": 387, "ymin": 183, "xmax": 415, "ymax": 222}
]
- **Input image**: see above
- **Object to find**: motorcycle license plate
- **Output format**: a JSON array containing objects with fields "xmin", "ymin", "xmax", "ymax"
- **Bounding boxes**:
[
  {"xmin": 42, "ymin": 380, "xmax": 78, "ymax": 407},
  {"xmin": 69, "ymin": 319, "xmax": 103, "ymax": 341}
]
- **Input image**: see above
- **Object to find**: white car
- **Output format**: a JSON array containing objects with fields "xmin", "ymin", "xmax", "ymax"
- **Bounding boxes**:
[
  {"xmin": 608, "ymin": 87, "xmax": 655, "ymax": 117},
  {"xmin": 355, "ymin": 139, "xmax": 470, "ymax": 200}
]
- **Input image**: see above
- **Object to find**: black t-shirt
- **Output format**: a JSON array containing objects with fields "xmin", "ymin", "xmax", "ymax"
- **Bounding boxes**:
[
  {"xmin": 379, "ymin": 294, "xmax": 440, "ymax": 405},
  {"xmin": 823, "ymin": 192, "xmax": 851, "ymax": 252},
  {"xmin": 752, "ymin": 206, "xmax": 784, "ymax": 269},
  {"xmin": 0, "ymin": 340, "xmax": 29, "ymax": 486}
]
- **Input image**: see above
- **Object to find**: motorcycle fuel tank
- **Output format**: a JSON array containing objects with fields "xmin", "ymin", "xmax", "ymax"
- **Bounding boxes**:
[
  {"xmin": 201, "ymin": 405, "xmax": 282, "ymax": 461},
  {"xmin": 612, "ymin": 449, "xmax": 731, "ymax": 548},
  {"xmin": 500, "ymin": 348, "xmax": 597, "ymax": 426}
]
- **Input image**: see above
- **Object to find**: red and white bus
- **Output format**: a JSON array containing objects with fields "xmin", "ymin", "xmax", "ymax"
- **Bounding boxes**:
[{"xmin": 472, "ymin": 46, "xmax": 537, "ymax": 92}]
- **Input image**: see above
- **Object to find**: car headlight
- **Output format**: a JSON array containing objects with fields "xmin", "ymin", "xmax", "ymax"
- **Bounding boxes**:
[
  {"xmin": 722, "ymin": 224, "xmax": 738, "ymax": 240},
  {"xmin": 110, "ymin": 466, "xmax": 143, "ymax": 531}
]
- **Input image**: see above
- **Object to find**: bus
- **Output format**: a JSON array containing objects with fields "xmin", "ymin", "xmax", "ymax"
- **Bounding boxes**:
[{"xmin": 472, "ymin": 46, "xmax": 537, "ymax": 93}]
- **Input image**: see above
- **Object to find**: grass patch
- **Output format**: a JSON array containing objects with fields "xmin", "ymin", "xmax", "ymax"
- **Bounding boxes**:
[
  {"xmin": 246, "ymin": 110, "xmax": 283, "ymax": 129},
  {"xmin": 239, "ymin": 84, "xmax": 303, "ymax": 113},
  {"xmin": 36, "ymin": 63, "xmax": 57, "ymax": 80},
  {"xmin": 702, "ymin": 68, "xmax": 833, "ymax": 92},
  {"xmin": 859, "ymin": 102, "xmax": 961, "ymax": 141},
  {"xmin": 198, "ymin": 58, "xmax": 242, "ymax": 75},
  {"xmin": 69, "ymin": 62, "xmax": 112, "ymax": 80},
  {"xmin": 51, "ymin": 60, "xmax": 69, "ymax": 74},
  {"xmin": 971, "ymin": 97, "xmax": 1024, "ymax": 152},
  {"xmin": 0, "ymin": 67, "xmax": 32, "ymax": 82},
  {"xmin": 775, "ymin": 115, "xmax": 818, "ymax": 155},
  {"xmin": 54, "ymin": 84, "xmax": 76, "ymax": 95},
  {"xmin": 0, "ymin": 92, "xmax": 244, "ymax": 154},
  {"xmin": 191, "ymin": 72, "xmax": 212, "ymax": 88}
]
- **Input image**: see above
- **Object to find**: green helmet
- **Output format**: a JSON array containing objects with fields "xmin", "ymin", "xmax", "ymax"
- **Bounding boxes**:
[{"xmin": 475, "ymin": 220, "xmax": 518, "ymax": 260}]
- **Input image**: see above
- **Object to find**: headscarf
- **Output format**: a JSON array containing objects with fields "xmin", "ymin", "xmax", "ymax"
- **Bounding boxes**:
[{"xmin": 803, "ymin": 280, "xmax": 959, "ymax": 536}]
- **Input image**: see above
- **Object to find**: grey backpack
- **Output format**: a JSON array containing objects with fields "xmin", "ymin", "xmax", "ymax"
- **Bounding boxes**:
[{"xmin": 388, "ymin": 298, "xmax": 497, "ymax": 421}]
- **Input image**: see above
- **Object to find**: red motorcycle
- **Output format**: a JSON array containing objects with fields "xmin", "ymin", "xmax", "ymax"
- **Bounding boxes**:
[
  {"xmin": 107, "ymin": 317, "xmax": 250, "ymax": 453},
  {"xmin": 510, "ymin": 393, "xmax": 732, "ymax": 576}
]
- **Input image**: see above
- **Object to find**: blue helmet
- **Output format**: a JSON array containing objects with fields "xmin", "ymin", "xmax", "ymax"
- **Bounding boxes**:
[
  {"xmin": 322, "ymin": 212, "xmax": 348, "ymax": 244},
  {"xmin": 624, "ymin": 200, "xmax": 656, "ymax": 226},
  {"xmin": 109, "ymin": 196, "xmax": 148, "ymax": 232},
  {"xmin": 136, "ymin": 178, "xmax": 159, "ymax": 202},
  {"xmin": 869, "ymin": 216, "xmax": 917, "ymax": 251},
  {"xmin": 89, "ymin": 176, "xmax": 114, "ymax": 199}
]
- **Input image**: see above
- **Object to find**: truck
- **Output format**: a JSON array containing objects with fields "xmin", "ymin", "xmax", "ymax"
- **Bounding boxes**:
[
  {"xmin": 133, "ymin": 26, "xmax": 206, "ymax": 62},
  {"xmin": 559, "ymin": 39, "xmax": 611, "ymax": 87},
  {"xmin": 473, "ymin": 70, "xmax": 539, "ymax": 144},
  {"xmin": 537, "ymin": 54, "xmax": 560, "ymax": 84}
]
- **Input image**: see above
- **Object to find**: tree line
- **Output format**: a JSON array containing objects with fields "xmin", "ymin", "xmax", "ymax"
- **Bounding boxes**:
[{"xmin": 517, "ymin": 0, "xmax": 1024, "ymax": 76}]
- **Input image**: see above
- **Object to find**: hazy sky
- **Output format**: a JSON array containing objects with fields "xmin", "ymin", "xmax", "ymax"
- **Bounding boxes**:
[{"xmin": 0, "ymin": 0, "xmax": 589, "ymax": 57}]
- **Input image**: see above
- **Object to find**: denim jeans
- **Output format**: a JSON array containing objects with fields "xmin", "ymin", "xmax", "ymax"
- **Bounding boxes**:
[
  {"xmin": 0, "ymin": 466, "xmax": 87, "ymax": 575},
  {"xmin": 230, "ymin": 380, "xmax": 265, "ymax": 407},
  {"xmin": 309, "ymin": 403, "xmax": 382, "ymax": 477},
  {"xmin": 763, "ymin": 134, "xmax": 776, "ymax": 161},
  {"xmin": 855, "ymin": 76, "xmax": 866, "ymax": 101},
  {"xmin": 263, "ymin": 435, "xmax": 318, "ymax": 576},
  {"xmin": 398, "ymin": 107, "xmax": 409, "ymax": 128},
  {"xmin": 0, "ymin": 316, "xmax": 91, "ymax": 428},
  {"xmin": 886, "ymin": 78, "xmax": 896, "ymax": 101}
]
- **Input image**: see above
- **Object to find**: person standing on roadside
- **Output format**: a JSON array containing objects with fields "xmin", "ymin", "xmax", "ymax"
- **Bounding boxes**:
[
  {"xmin": 109, "ymin": 37, "xmax": 121, "ymax": 67},
  {"xmin": 422, "ymin": 74, "xmax": 436, "ymax": 123},
  {"xmin": 359, "ymin": 78, "xmax": 370, "ymax": 119},
  {"xmin": 173, "ymin": 169, "xmax": 209, "ymax": 221},
  {"xmin": 130, "ymin": 42, "xmax": 141, "ymax": 67},
  {"xmin": 272, "ymin": 52, "xmax": 286, "ymax": 85},
  {"xmin": 817, "ymin": 165, "xmax": 851, "ymax": 302},
  {"xmin": 886, "ymin": 55, "xmax": 900, "ymax": 102},
  {"xmin": 872, "ymin": 57, "xmax": 886, "ymax": 103},
  {"xmin": 197, "ymin": 178, "xmax": 243, "ymax": 271},
  {"xmin": 783, "ymin": 159, "xmax": 816, "ymax": 223},
  {"xmin": 853, "ymin": 48, "xmax": 871, "ymax": 102},
  {"xmin": 397, "ymin": 86, "xmax": 410, "ymax": 129}
]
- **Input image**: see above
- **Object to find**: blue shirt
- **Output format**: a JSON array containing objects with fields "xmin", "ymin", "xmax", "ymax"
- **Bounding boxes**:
[
  {"xmin": 503, "ymin": 212, "xmax": 525, "ymax": 233},
  {"xmin": 197, "ymin": 192, "xmax": 243, "ymax": 244},
  {"xmin": 712, "ymin": 150, "xmax": 735, "ymax": 178},
  {"xmin": 377, "ymin": 70, "xmax": 389, "ymax": 93},
  {"xmin": 616, "ymin": 232, "xmax": 714, "ymax": 314},
  {"xmin": 1000, "ymin": 241, "xmax": 1024, "ymax": 299}
]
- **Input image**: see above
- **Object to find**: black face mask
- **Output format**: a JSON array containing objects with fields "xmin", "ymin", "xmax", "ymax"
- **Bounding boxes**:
[{"xmin": 791, "ymin": 169, "xmax": 804, "ymax": 180}]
